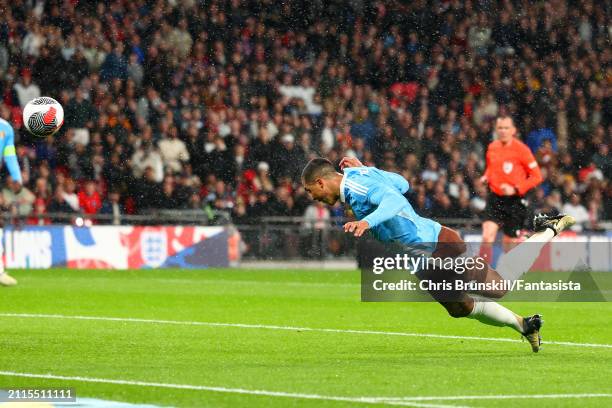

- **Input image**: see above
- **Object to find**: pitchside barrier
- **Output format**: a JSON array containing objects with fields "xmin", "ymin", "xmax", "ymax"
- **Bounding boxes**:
[
  {"xmin": 1, "ymin": 213, "xmax": 610, "ymax": 268},
  {"xmin": 0, "ymin": 225, "xmax": 241, "ymax": 269}
]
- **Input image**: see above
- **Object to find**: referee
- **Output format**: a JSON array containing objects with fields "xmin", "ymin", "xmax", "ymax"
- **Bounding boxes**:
[{"xmin": 479, "ymin": 115, "xmax": 543, "ymax": 260}]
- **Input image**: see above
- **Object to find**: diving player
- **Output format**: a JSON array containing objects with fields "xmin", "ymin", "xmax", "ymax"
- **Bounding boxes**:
[{"xmin": 302, "ymin": 157, "xmax": 574, "ymax": 352}]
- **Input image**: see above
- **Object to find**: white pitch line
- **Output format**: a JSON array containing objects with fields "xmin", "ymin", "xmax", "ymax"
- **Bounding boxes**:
[
  {"xmin": 1, "ymin": 371, "xmax": 609, "ymax": 407},
  {"xmin": 0, "ymin": 371, "xmax": 465, "ymax": 408},
  {"xmin": 151, "ymin": 278, "xmax": 359, "ymax": 288},
  {"xmin": 376, "ymin": 393, "xmax": 612, "ymax": 402},
  {"xmin": 1, "ymin": 313, "xmax": 611, "ymax": 349}
]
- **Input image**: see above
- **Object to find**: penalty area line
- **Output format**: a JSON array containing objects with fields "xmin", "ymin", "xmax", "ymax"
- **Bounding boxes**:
[
  {"xmin": 1, "ymin": 313, "xmax": 611, "ymax": 349},
  {"xmin": 0, "ymin": 371, "xmax": 465, "ymax": 408}
]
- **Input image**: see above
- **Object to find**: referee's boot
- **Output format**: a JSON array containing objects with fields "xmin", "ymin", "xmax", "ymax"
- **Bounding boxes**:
[{"xmin": 533, "ymin": 213, "xmax": 576, "ymax": 236}]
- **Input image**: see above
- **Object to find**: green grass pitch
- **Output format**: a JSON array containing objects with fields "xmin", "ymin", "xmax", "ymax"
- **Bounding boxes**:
[{"xmin": 1, "ymin": 268, "xmax": 611, "ymax": 407}]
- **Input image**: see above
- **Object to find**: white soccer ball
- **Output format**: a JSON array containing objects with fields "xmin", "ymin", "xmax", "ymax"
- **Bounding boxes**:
[{"xmin": 23, "ymin": 96, "xmax": 64, "ymax": 138}]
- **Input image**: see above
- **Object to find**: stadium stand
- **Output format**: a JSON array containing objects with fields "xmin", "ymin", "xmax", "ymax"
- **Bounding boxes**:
[{"xmin": 0, "ymin": 0, "xmax": 609, "ymax": 236}]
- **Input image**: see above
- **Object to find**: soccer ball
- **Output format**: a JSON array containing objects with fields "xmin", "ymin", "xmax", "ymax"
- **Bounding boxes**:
[{"xmin": 23, "ymin": 97, "xmax": 64, "ymax": 138}]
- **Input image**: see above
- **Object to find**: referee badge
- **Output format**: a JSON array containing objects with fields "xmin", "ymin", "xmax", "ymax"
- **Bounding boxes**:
[{"xmin": 503, "ymin": 161, "xmax": 513, "ymax": 174}]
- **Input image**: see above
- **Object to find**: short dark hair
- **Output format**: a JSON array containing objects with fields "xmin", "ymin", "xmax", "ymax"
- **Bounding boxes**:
[
  {"xmin": 301, "ymin": 158, "xmax": 336, "ymax": 184},
  {"xmin": 496, "ymin": 115, "xmax": 515, "ymax": 126}
]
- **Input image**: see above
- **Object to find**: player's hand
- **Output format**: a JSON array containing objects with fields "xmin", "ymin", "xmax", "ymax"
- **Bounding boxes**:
[
  {"xmin": 339, "ymin": 156, "xmax": 363, "ymax": 170},
  {"xmin": 500, "ymin": 183, "xmax": 517, "ymax": 195},
  {"xmin": 343, "ymin": 220, "xmax": 370, "ymax": 237}
]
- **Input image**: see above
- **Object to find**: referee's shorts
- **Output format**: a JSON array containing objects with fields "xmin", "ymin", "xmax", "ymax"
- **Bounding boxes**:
[{"xmin": 482, "ymin": 193, "xmax": 528, "ymax": 237}]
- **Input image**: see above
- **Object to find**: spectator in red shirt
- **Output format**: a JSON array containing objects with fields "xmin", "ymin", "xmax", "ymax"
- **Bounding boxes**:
[
  {"xmin": 27, "ymin": 198, "xmax": 50, "ymax": 226},
  {"xmin": 78, "ymin": 181, "xmax": 102, "ymax": 216}
]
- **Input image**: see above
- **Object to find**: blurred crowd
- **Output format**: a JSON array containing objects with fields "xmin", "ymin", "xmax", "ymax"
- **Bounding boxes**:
[{"xmin": 0, "ymin": 0, "xmax": 610, "ymax": 232}]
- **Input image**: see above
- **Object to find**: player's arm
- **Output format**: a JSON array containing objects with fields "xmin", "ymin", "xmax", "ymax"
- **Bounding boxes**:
[
  {"xmin": 363, "ymin": 186, "xmax": 408, "ymax": 228},
  {"xmin": 3, "ymin": 127, "xmax": 22, "ymax": 186},
  {"xmin": 340, "ymin": 159, "xmax": 410, "ymax": 194},
  {"xmin": 514, "ymin": 146, "xmax": 542, "ymax": 195},
  {"xmin": 344, "ymin": 184, "xmax": 408, "ymax": 237},
  {"xmin": 382, "ymin": 170, "xmax": 409, "ymax": 194},
  {"xmin": 342, "ymin": 170, "xmax": 408, "ymax": 236}
]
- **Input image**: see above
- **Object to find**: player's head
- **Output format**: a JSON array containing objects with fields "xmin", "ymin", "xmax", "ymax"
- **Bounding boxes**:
[
  {"xmin": 301, "ymin": 158, "xmax": 341, "ymax": 205},
  {"xmin": 495, "ymin": 115, "xmax": 516, "ymax": 143}
]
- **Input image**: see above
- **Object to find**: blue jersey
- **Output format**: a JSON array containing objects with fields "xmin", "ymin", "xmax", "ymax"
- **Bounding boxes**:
[
  {"xmin": 0, "ymin": 119, "xmax": 22, "ymax": 184},
  {"xmin": 341, "ymin": 167, "xmax": 441, "ymax": 249}
]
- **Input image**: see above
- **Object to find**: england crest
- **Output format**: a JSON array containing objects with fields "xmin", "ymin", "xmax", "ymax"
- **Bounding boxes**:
[{"xmin": 141, "ymin": 229, "xmax": 167, "ymax": 268}]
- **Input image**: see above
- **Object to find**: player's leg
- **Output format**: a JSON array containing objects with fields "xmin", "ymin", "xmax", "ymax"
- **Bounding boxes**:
[
  {"xmin": 432, "ymin": 215, "xmax": 575, "ymax": 299},
  {"xmin": 417, "ymin": 255, "xmax": 542, "ymax": 351},
  {"xmin": 479, "ymin": 220, "xmax": 498, "ymax": 262},
  {"xmin": 442, "ymin": 297, "xmax": 520, "ymax": 330},
  {"xmin": 436, "ymin": 214, "xmax": 575, "ymax": 298},
  {"xmin": 0, "ymin": 239, "xmax": 17, "ymax": 286},
  {"xmin": 479, "ymin": 193, "xmax": 503, "ymax": 262},
  {"xmin": 440, "ymin": 296, "xmax": 543, "ymax": 352},
  {"xmin": 431, "ymin": 222, "xmax": 546, "ymax": 351},
  {"xmin": 433, "ymin": 226, "xmax": 467, "ymax": 258},
  {"xmin": 481, "ymin": 220, "xmax": 499, "ymax": 245},
  {"xmin": 495, "ymin": 213, "xmax": 575, "ymax": 281},
  {"xmin": 501, "ymin": 233, "xmax": 523, "ymax": 252},
  {"xmin": 500, "ymin": 196, "xmax": 528, "ymax": 252},
  {"xmin": 420, "ymin": 255, "xmax": 519, "ymax": 329},
  {"xmin": 468, "ymin": 299, "xmax": 544, "ymax": 353},
  {"xmin": 434, "ymin": 226, "xmax": 508, "ymax": 298},
  {"xmin": 436, "ymin": 226, "xmax": 502, "ymax": 296}
]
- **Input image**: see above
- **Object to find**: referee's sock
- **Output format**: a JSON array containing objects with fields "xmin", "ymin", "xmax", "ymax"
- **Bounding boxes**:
[{"xmin": 495, "ymin": 229, "xmax": 555, "ymax": 281}]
